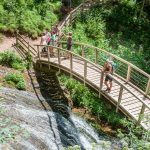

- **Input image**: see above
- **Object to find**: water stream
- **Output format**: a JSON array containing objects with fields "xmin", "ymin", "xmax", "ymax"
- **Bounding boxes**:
[{"xmin": 0, "ymin": 69, "xmax": 122, "ymax": 150}]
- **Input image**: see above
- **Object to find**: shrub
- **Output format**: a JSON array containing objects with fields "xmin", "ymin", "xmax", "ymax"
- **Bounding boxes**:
[
  {"xmin": 16, "ymin": 81, "xmax": 26, "ymax": 90},
  {"xmin": 58, "ymin": 74, "xmax": 125, "ymax": 127},
  {"xmin": 26, "ymin": 52, "xmax": 32, "ymax": 69},
  {"xmin": 0, "ymin": 51, "xmax": 26, "ymax": 71},
  {"xmin": 5, "ymin": 73, "xmax": 26, "ymax": 90},
  {"xmin": 0, "ymin": 0, "xmax": 61, "ymax": 37}
]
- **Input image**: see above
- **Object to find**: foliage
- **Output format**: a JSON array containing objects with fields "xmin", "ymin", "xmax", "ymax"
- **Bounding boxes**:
[
  {"xmin": 26, "ymin": 52, "xmax": 32, "ymax": 69},
  {"xmin": 5, "ymin": 73, "xmax": 26, "ymax": 90},
  {"xmin": 68, "ymin": 1, "xmax": 150, "ymax": 74},
  {"xmin": 71, "ymin": 0, "xmax": 84, "ymax": 7},
  {"xmin": 0, "ymin": 0, "xmax": 61, "ymax": 38},
  {"xmin": 59, "ymin": 74, "xmax": 150, "ymax": 149},
  {"xmin": 117, "ymin": 121, "xmax": 150, "ymax": 149},
  {"xmin": 0, "ymin": 51, "xmax": 26, "ymax": 71},
  {"xmin": 58, "ymin": 74, "xmax": 126, "ymax": 128}
]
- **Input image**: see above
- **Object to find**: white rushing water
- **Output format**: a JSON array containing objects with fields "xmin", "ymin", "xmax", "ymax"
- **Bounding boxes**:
[{"xmin": 0, "ymin": 87, "xmax": 121, "ymax": 150}]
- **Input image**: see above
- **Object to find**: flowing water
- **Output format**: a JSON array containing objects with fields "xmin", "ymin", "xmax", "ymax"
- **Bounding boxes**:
[{"xmin": 0, "ymin": 70, "xmax": 122, "ymax": 150}]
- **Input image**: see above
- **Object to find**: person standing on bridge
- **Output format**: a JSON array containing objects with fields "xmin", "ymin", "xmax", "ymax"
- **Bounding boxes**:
[
  {"xmin": 40, "ymin": 32, "xmax": 47, "ymax": 53},
  {"xmin": 103, "ymin": 59, "xmax": 113, "ymax": 93},
  {"xmin": 66, "ymin": 32, "xmax": 72, "ymax": 58},
  {"xmin": 53, "ymin": 24, "xmax": 59, "ymax": 38}
]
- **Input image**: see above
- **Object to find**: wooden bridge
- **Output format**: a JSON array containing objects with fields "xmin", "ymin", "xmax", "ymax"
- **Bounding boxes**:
[
  {"xmin": 16, "ymin": 34, "xmax": 150, "ymax": 130},
  {"xmin": 15, "ymin": 1, "xmax": 150, "ymax": 130}
]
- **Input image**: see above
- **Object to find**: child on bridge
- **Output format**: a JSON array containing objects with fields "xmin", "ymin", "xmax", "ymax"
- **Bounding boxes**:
[{"xmin": 103, "ymin": 59, "xmax": 113, "ymax": 93}]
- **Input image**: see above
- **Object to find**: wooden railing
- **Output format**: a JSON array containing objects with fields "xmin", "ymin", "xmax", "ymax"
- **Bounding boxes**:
[
  {"xmin": 34, "ymin": 44, "xmax": 150, "ymax": 129},
  {"xmin": 59, "ymin": 41, "xmax": 150, "ymax": 97},
  {"xmin": 16, "ymin": 34, "xmax": 37, "ymax": 58},
  {"xmin": 15, "ymin": 31, "xmax": 150, "ymax": 129},
  {"xmin": 15, "ymin": 0, "xmax": 150, "ymax": 129},
  {"xmin": 58, "ymin": 1, "xmax": 94, "ymax": 38}
]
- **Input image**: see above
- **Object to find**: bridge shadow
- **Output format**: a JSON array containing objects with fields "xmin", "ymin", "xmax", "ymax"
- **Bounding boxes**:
[{"xmin": 27, "ymin": 64, "xmax": 85, "ymax": 149}]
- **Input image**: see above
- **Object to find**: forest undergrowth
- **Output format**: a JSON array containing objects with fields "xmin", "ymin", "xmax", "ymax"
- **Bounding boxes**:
[{"xmin": 64, "ymin": 0, "xmax": 150, "ymax": 74}]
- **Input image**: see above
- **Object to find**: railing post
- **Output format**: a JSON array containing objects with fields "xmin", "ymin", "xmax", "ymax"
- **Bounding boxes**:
[
  {"xmin": 58, "ymin": 48, "xmax": 61, "ymax": 64},
  {"xmin": 126, "ymin": 65, "xmax": 131, "ymax": 82},
  {"xmin": 47, "ymin": 46, "xmax": 51, "ymax": 69},
  {"xmin": 137, "ymin": 103, "xmax": 146, "ymax": 125},
  {"xmin": 116, "ymin": 86, "xmax": 124, "ymax": 112},
  {"xmin": 84, "ymin": 61, "xmax": 87, "ymax": 86},
  {"xmin": 58, "ymin": 48, "xmax": 61, "ymax": 73},
  {"xmin": 37, "ymin": 45, "xmax": 41, "ymax": 68},
  {"xmin": 70, "ymin": 13, "xmax": 72, "ymax": 24},
  {"xmin": 95, "ymin": 49, "xmax": 98, "ymax": 64},
  {"xmin": 145, "ymin": 78, "xmax": 150, "ymax": 96},
  {"xmin": 70, "ymin": 53, "xmax": 73, "ymax": 76},
  {"xmin": 37, "ymin": 46, "xmax": 41, "ymax": 60},
  {"xmin": 99, "ymin": 71, "xmax": 104, "ymax": 97},
  {"xmin": 16, "ymin": 32, "xmax": 18, "ymax": 45},
  {"xmin": 28, "ymin": 42, "xmax": 30, "ymax": 53},
  {"xmin": 82, "ymin": 45, "xmax": 85, "ymax": 57}
]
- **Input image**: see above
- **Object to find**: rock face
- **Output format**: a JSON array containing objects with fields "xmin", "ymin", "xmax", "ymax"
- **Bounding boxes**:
[{"xmin": 0, "ymin": 70, "xmax": 121, "ymax": 150}]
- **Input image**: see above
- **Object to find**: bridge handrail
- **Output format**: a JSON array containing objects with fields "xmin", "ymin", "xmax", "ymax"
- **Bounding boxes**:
[
  {"xmin": 56, "ymin": 1, "xmax": 150, "ymax": 97},
  {"xmin": 59, "ymin": 41, "xmax": 150, "ymax": 78},
  {"xmin": 59, "ymin": 3, "xmax": 83, "ymax": 31},
  {"xmin": 35, "ymin": 44, "xmax": 150, "ymax": 110},
  {"xmin": 16, "ymin": 34, "xmax": 37, "ymax": 56},
  {"xmin": 34, "ymin": 44, "xmax": 150, "ymax": 127},
  {"xmin": 15, "ymin": 0, "xmax": 150, "ymax": 129},
  {"xmin": 59, "ymin": 41, "xmax": 150, "ymax": 96}
]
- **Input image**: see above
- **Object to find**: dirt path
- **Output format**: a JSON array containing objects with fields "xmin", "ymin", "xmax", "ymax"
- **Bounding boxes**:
[
  {"xmin": 0, "ymin": 35, "xmax": 41, "ymax": 52},
  {"xmin": 0, "ymin": 36, "xmax": 16, "ymax": 52}
]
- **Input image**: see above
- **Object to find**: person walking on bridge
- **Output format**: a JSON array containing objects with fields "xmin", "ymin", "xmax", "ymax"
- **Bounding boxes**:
[{"xmin": 103, "ymin": 59, "xmax": 113, "ymax": 93}]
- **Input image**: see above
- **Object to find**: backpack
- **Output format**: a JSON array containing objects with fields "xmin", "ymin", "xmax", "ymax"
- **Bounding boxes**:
[{"xmin": 111, "ymin": 62, "xmax": 117, "ymax": 73}]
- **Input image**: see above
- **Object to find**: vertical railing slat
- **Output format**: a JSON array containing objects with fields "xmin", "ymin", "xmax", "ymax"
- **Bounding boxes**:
[
  {"xmin": 37, "ymin": 46, "xmax": 41, "ymax": 60},
  {"xmin": 99, "ymin": 71, "xmax": 104, "ymax": 97},
  {"xmin": 95, "ymin": 49, "xmax": 98, "ymax": 64},
  {"xmin": 145, "ymin": 78, "xmax": 150, "ymax": 96},
  {"xmin": 47, "ymin": 46, "xmax": 51, "ymax": 69},
  {"xmin": 126, "ymin": 65, "xmax": 131, "ymax": 82},
  {"xmin": 70, "ymin": 53, "xmax": 73, "ymax": 76},
  {"xmin": 84, "ymin": 61, "xmax": 87, "ymax": 85},
  {"xmin": 116, "ymin": 86, "xmax": 124, "ymax": 112},
  {"xmin": 137, "ymin": 104, "xmax": 146, "ymax": 125}
]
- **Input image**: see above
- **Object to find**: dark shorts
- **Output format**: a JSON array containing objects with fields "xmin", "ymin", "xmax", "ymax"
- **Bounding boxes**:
[
  {"xmin": 67, "ymin": 44, "xmax": 72, "ymax": 51},
  {"xmin": 42, "ymin": 47, "xmax": 47, "ymax": 52},
  {"xmin": 105, "ymin": 74, "xmax": 113, "ymax": 82}
]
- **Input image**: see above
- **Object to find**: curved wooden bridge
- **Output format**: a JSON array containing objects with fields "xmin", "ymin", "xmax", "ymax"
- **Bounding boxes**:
[
  {"xmin": 15, "ymin": 2, "xmax": 150, "ymax": 130},
  {"xmin": 16, "ymin": 33, "xmax": 150, "ymax": 130}
]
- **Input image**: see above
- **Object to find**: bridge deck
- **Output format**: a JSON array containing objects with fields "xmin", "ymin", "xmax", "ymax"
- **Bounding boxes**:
[{"xmin": 39, "ymin": 56, "xmax": 150, "ymax": 130}]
